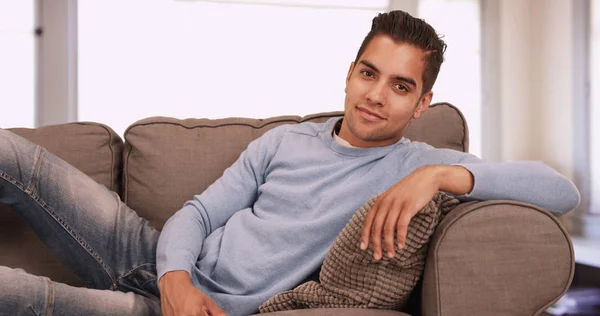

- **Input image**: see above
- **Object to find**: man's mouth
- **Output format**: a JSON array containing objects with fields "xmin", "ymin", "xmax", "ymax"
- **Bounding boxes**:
[{"xmin": 356, "ymin": 106, "xmax": 385, "ymax": 121}]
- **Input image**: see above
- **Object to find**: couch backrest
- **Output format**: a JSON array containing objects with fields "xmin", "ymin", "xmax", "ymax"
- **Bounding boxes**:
[
  {"xmin": 7, "ymin": 122, "xmax": 124, "ymax": 191},
  {"xmin": 0, "ymin": 102, "xmax": 467, "ymax": 286},
  {"xmin": 123, "ymin": 102, "xmax": 468, "ymax": 230}
]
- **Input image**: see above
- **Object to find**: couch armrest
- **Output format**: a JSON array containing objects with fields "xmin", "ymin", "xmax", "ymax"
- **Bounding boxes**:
[{"xmin": 421, "ymin": 200, "xmax": 574, "ymax": 316}]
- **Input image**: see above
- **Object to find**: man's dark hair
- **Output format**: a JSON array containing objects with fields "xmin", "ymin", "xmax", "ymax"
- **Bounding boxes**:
[{"xmin": 354, "ymin": 10, "xmax": 447, "ymax": 95}]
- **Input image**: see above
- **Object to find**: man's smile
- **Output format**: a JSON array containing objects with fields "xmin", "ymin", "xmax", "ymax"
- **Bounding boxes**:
[{"xmin": 356, "ymin": 106, "xmax": 386, "ymax": 122}]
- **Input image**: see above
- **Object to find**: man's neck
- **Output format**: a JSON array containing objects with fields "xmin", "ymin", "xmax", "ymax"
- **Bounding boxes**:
[{"xmin": 332, "ymin": 119, "xmax": 356, "ymax": 148}]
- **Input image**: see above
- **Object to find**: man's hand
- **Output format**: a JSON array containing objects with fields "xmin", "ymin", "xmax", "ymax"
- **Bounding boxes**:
[
  {"xmin": 360, "ymin": 165, "xmax": 474, "ymax": 260},
  {"xmin": 159, "ymin": 270, "xmax": 227, "ymax": 316}
]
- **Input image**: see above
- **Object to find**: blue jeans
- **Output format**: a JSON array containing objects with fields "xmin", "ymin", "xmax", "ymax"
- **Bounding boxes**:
[{"xmin": 0, "ymin": 129, "xmax": 162, "ymax": 315}]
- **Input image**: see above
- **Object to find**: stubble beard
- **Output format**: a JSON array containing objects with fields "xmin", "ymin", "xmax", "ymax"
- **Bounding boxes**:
[{"xmin": 346, "ymin": 110, "xmax": 394, "ymax": 143}]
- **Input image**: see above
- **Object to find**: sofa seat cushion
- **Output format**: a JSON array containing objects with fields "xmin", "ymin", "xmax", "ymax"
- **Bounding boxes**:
[{"xmin": 258, "ymin": 308, "xmax": 410, "ymax": 316}]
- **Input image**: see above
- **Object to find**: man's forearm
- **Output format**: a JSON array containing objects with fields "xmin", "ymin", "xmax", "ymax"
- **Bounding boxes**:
[
  {"xmin": 453, "ymin": 161, "xmax": 580, "ymax": 215},
  {"xmin": 156, "ymin": 205, "xmax": 208, "ymax": 282}
]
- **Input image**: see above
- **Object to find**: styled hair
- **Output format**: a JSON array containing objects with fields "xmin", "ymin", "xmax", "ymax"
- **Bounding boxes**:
[{"xmin": 354, "ymin": 10, "xmax": 447, "ymax": 94}]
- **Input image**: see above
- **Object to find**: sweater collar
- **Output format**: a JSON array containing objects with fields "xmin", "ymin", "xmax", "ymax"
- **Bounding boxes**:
[{"xmin": 321, "ymin": 117, "xmax": 409, "ymax": 156}]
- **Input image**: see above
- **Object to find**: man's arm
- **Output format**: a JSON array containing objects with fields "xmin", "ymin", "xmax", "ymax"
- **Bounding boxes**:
[
  {"xmin": 456, "ymin": 160, "xmax": 580, "ymax": 214},
  {"xmin": 156, "ymin": 127, "xmax": 285, "ymax": 313},
  {"xmin": 156, "ymin": 128, "xmax": 283, "ymax": 280},
  {"xmin": 360, "ymin": 165, "xmax": 473, "ymax": 260},
  {"xmin": 361, "ymin": 152, "xmax": 581, "ymax": 260},
  {"xmin": 427, "ymin": 149, "xmax": 580, "ymax": 215}
]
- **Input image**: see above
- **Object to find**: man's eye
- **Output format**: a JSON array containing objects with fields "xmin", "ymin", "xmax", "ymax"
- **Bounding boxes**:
[
  {"xmin": 361, "ymin": 70, "xmax": 374, "ymax": 77},
  {"xmin": 395, "ymin": 84, "xmax": 408, "ymax": 92}
]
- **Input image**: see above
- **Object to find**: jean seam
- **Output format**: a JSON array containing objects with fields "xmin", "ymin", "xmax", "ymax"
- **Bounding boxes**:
[
  {"xmin": 43, "ymin": 277, "xmax": 55, "ymax": 316},
  {"xmin": 118, "ymin": 263, "xmax": 156, "ymax": 281},
  {"xmin": 24, "ymin": 146, "xmax": 43, "ymax": 197},
  {"xmin": 28, "ymin": 306, "xmax": 40, "ymax": 316},
  {"xmin": 118, "ymin": 263, "xmax": 158, "ymax": 297},
  {"xmin": 0, "ymin": 161, "xmax": 117, "ymax": 289}
]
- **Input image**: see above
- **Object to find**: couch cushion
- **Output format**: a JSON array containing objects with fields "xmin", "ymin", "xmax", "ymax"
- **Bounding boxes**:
[
  {"xmin": 6, "ymin": 123, "xmax": 124, "ymax": 191},
  {"xmin": 405, "ymin": 102, "xmax": 468, "ymax": 152},
  {"xmin": 0, "ymin": 123, "xmax": 123, "ymax": 286},
  {"xmin": 122, "ymin": 102, "xmax": 467, "ymax": 230},
  {"xmin": 257, "ymin": 308, "xmax": 410, "ymax": 316}
]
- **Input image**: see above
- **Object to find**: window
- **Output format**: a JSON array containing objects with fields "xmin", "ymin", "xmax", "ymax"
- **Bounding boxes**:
[
  {"xmin": 418, "ymin": 0, "xmax": 481, "ymax": 157},
  {"xmin": 0, "ymin": 0, "xmax": 35, "ymax": 128},
  {"xmin": 78, "ymin": 0, "xmax": 482, "ymax": 158},
  {"xmin": 78, "ymin": 0, "xmax": 386, "ymax": 137}
]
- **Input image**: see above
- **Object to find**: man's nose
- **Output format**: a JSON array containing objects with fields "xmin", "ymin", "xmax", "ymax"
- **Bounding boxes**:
[{"xmin": 365, "ymin": 82, "xmax": 386, "ymax": 106}]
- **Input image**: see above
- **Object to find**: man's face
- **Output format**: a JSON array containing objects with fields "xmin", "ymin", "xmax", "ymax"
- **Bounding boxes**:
[{"xmin": 339, "ymin": 35, "xmax": 433, "ymax": 148}]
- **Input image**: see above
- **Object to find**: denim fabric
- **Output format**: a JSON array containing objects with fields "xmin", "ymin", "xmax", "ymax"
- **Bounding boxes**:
[{"xmin": 0, "ymin": 129, "xmax": 161, "ymax": 315}]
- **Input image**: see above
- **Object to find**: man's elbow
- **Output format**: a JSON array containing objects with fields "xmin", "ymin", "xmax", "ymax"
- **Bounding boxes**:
[{"xmin": 551, "ymin": 180, "xmax": 581, "ymax": 217}]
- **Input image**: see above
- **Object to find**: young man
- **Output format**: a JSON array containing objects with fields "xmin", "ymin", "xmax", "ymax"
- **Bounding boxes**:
[{"xmin": 0, "ymin": 10, "xmax": 579, "ymax": 316}]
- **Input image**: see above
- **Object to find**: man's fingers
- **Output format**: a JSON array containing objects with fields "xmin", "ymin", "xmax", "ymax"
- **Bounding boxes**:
[
  {"xmin": 382, "ymin": 201, "xmax": 401, "ymax": 258},
  {"xmin": 360, "ymin": 198, "xmax": 380, "ymax": 251},
  {"xmin": 396, "ymin": 211, "xmax": 413, "ymax": 249},
  {"xmin": 370, "ymin": 197, "xmax": 393, "ymax": 260}
]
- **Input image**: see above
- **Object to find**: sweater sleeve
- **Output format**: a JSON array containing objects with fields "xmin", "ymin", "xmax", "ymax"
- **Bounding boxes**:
[
  {"xmin": 156, "ymin": 128, "xmax": 284, "ymax": 282},
  {"xmin": 447, "ymin": 152, "xmax": 581, "ymax": 216}
]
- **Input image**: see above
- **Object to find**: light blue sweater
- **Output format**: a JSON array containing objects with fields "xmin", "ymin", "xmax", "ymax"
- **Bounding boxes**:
[{"xmin": 156, "ymin": 118, "xmax": 580, "ymax": 316}]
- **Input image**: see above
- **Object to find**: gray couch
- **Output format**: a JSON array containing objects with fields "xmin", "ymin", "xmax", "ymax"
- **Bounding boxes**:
[{"xmin": 0, "ymin": 103, "xmax": 573, "ymax": 315}]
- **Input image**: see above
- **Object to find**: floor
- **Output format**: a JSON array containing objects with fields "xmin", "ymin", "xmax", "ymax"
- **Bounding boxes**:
[{"xmin": 545, "ymin": 263, "xmax": 600, "ymax": 316}]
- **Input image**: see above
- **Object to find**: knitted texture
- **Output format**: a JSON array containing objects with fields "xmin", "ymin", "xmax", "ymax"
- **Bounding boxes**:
[{"xmin": 259, "ymin": 192, "xmax": 459, "ymax": 312}]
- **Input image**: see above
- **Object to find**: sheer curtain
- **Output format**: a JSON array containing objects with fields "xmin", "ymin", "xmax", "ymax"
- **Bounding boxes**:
[
  {"xmin": 591, "ymin": 0, "xmax": 600, "ymax": 214},
  {"xmin": 0, "ymin": 0, "xmax": 35, "ymax": 128}
]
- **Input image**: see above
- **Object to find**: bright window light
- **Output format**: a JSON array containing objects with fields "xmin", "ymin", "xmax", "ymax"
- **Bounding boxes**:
[
  {"xmin": 418, "ymin": 0, "xmax": 481, "ymax": 157},
  {"xmin": 79, "ymin": 0, "xmax": 482, "ymax": 157},
  {"xmin": 0, "ymin": 0, "xmax": 35, "ymax": 128},
  {"xmin": 78, "ymin": 0, "xmax": 386, "ymax": 137}
]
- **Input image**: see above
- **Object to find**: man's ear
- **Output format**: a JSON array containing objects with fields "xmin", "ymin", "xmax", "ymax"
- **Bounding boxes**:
[
  {"xmin": 345, "ymin": 62, "xmax": 355, "ymax": 93},
  {"xmin": 413, "ymin": 91, "xmax": 433, "ymax": 119}
]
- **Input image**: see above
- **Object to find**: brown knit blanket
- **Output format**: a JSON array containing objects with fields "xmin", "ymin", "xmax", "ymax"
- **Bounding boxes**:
[{"xmin": 259, "ymin": 192, "xmax": 460, "ymax": 313}]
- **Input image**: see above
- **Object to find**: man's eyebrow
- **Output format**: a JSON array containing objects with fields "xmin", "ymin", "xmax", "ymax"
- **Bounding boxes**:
[
  {"xmin": 359, "ymin": 60, "xmax": 380, "ymax": 73},
  {"xmin": 359, "ymin": 60, "xmax": 417, "ymax": 88}
]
